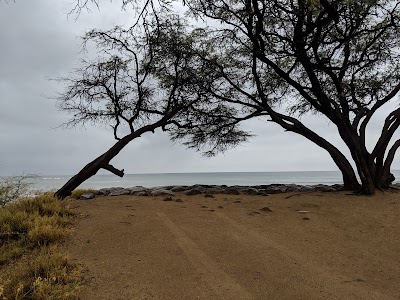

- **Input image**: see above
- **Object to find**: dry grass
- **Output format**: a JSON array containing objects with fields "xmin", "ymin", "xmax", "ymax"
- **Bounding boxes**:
[{"xmin": 0, "ymin": 194, "xmax": 82, "ymax": 299}]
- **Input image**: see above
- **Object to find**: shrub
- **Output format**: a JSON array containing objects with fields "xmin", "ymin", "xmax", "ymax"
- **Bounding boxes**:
[{"xmin": 0, "ymin": 175, "xmax": 36, "ymax": 207}]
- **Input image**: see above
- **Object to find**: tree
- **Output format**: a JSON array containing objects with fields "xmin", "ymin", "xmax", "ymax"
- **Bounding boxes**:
[
  {"xmin": 157, "ymin": 0, "xmax": 400, "ymax": 195},
  {"xmin": 62, "ymin": 0, "xmax": 400, "ymax": 196},
  {"xmin": 54, "ymin": 17, "xmax": 251, "ymax": 199}
]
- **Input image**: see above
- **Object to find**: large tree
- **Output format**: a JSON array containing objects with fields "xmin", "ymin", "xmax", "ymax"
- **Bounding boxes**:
[
  {"xmin": 156, "ymin": 0, "xmax": 400, "ymax": 195},
  {"xmin": 62, "ymin": 0, "xmax": 400, "ymax": 196}
]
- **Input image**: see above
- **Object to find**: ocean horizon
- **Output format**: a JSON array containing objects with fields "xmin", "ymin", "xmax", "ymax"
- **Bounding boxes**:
[{"xmin": 25, "ymin": 170, "xmax": 400, "ymax": 191}]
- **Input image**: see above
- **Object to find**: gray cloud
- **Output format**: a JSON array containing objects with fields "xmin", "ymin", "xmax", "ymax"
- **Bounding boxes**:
[{"xmin": 0, "ymin": 0, "xmax": 398, "ymax": 176}]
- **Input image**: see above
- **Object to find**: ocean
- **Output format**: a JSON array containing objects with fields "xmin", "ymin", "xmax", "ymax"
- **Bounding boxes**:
[{"xmin": 27, "ymin": 170, "xmax": 400, "ymax": 192}]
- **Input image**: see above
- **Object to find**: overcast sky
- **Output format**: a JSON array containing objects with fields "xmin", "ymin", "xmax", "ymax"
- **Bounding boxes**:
[{"xmin": 0, "ymin": 0, "xmax": 399, "ymax": 176}]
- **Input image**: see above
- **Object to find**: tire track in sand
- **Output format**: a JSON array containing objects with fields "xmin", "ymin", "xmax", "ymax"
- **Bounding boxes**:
[
  {"xmin": 157, "ymin": 212, "xmax": 252, "ymax": 300},
  {"xmin": 215, "ymin": 212, "xmax": 395, "ymax": 300}
]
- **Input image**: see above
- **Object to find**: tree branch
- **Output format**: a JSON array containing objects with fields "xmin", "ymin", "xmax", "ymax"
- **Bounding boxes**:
[{"xmin": 101, "ymin": 164, "xmax": 125, "ymax": 177}]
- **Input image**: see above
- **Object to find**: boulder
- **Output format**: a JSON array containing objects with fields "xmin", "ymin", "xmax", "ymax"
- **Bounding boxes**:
[
  {"xmin": 151, "ymin": 189, "xmax": 175, "ymax": 196},
  {"xmin": 136, "ymin": 191, "xmax": 150, "ymax": 196},
  {"xmin": 285, "ymin": 184, "xmax": 301, "ymax": 192},
  {"xmin": 128, "ymin": 186, "xmax": 148, "ymax": 195},
  {"xmin": 257, "ymin": 189, "xmax": 269, "ymax": 196},
  {"xmin": 265, "ymin": 185, "xmax": 286, "ymax": 194},
  {"xmin": 97, "ymin": 188, "xmax": 111, "ymax": 196},
  {"xmin": 204, "ymin": 187, "xmax": 225, "ymax": 194},
  {"xmin": 244, "ymin": 188, "xmax": 259, "ymax": 195},
  {"xmin": 109, "ymin": 188, "xmax": 131, "ymax": 196},
  {"xmin": 80, "ymin": 193, "xmax": 95, "ymax": 200},
  {"xmin": 300, "ymin": 185, "xmax": 314, "ymax": 192},
  {"xmin": 313, "ymin": 184, "xmax": 336, "ymax": 192},
  {"xmin": 184, "ymin": 188, "xmax": 203, "ymax": 195},
  {"xmin": 171, "ymin": 186, "xmax": 189, "ymax": 192},
  {"xmin": 223, "ymin": 188, "xmax": 240, "ymax": 195}
]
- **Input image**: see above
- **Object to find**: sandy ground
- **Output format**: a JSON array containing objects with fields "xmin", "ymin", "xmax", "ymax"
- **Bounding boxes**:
[{"xmin": 67, "ymin": 190, "xmax": 400, "ymax": 300}]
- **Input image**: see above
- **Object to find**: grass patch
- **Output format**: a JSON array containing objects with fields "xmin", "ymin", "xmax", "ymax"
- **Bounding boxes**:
[
  {"xmin": 0, "ymin": 194, "xmax": 82, "ymax": 299},
  {"xmin": 69, "ymin": 189, "xmax": 97, "ymax": 200}
]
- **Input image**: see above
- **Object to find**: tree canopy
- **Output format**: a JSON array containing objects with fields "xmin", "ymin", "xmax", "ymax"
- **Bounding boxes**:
[{"xmin": 56, "ymin": 0, "xmax": 400, "ymax": 197}]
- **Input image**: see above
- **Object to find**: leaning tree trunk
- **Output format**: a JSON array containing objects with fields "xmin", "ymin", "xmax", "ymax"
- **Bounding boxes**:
[
  {"xmin": 54, "ymin": 118, "xmax": 170, "ymax": 199},
  {"xmin": 54, "ymin": 138, "xmax": 129, "ymax": 199},
  {"xmin": 267, "ymin": 111, "xmax": 360, "ymax": 191}
]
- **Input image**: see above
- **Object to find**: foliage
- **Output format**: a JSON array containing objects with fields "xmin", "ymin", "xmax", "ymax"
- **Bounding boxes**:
[
  {"xmin": 0, "ymin": 175, "xmax": 36, "ymax": 207},
  {"xmin": 0, "ymin": 193, "xmax": 74, "ymax": 263},
  {"xmin": 0, "ymin": 246, "xmax": 81, "ymax": 300},
  {"xmin": 0, "ymin": 194, "xmax": 80, "ymax": 299},
  {"xmin": 63, "ymin": 0, "xmax": 400, "ymax": 195},
  {"xmin": 151, "ymin": 0, "xmax": 400, "ymax": 193}
]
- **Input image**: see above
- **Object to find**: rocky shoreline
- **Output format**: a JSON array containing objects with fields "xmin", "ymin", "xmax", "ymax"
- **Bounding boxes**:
[{"xmin": 78, "ymin": 183, "xmax": 346, "ymax": 199}]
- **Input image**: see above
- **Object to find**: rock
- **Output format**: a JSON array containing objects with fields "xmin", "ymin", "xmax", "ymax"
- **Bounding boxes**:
[
  {"xmin": 184, "ymin": 188, "xmax": 203, "ymax": 195},
  {"xmin": 163, "ymin": 196, "xmax": 173, "ymax": 201},
  {"xmin": 175, "ymin": 198, "xmax": 183, "ymax": 203},
  {"xmin": 313, "ymin": 184, "xmax": 336, "ymax": 192},
  {"xmin": 170, "ymin": 186, "xmax": 188, "ymax": 192},
  {"xmin": 265, "ymin": 185, "xmax": 286, "ymax": 194},
  {"xmin": 128, "ymin": 186, "xmax": 148, "ymax": 195},
  {"xmin": 109, "ymin": 188, "xmax": 131, "ymax": 196},
  {"xmin": 300, "ymin": 186, "xmax": 314, "ymax": 192},
  {"xmin": 218, "ymin": 206, "xmax": 224, "ymax": 209},
  {"xmin": 233, "ymin": 200, "xmax": 241, "ymax": 203},
  {"xmin": 136, "ymin": 191, "xmax": 150, "ymax": 196},
  {"xmin": 260, "ymin": 206, "xmax": 273, "ymax": 212},
  {"xmin": 244, "ymin": 188, "xmax": 259, "ymax": 195},
  {"xmin": 297, "ymin": 210, "xmax": 310, "ymax": 214},
  {"xmin": 248, "ymin": 211, "xmax": 260, "ymax": 216},
  {"xmin": 204, "ymin": 187, "xmax": 225, "ymax": 194},
  {"xmin": 224, "ymin": 188, "xmax": 240, "ymax": 195},
  {"xmin": 151, "ymin": 189, "xmax": 175, "ymax": 196},
  {"xmin": 80, "ymin": 193, "xmax": 95, "ymax": 200},
  {"xmin": 257, "ymin": 189, "xmax": 268, "ymax": 196},
  {"xmin": 285, "ymin": 184, "xmax": 301, "ymax": 192},
  {"xmin": 97, "ymin": 188, "xmax": 111, "ymax": 196},
  {"xmin": 204, "ymin": 194, "xmax": 215, "ymax": 198},
  {"xmin": 331, "ymin": 184, "xmax": 343, "ymax": 190}
]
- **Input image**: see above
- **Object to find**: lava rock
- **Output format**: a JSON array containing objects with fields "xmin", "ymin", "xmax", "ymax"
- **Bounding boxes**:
[{"xmin": 80, "ymin": 193, "xmax": 95, "ymax": 200}]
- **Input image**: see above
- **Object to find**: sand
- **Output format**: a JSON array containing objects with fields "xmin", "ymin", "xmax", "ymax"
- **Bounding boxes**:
[{"xmin": 66, "ymin": 190, "xmax": 400, "ymax": 299}]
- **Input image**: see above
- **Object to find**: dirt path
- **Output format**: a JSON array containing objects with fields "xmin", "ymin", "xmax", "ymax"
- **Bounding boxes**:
[{"xmin": 67, "ymin": 191, "xmax": 400, "ymax": 299}]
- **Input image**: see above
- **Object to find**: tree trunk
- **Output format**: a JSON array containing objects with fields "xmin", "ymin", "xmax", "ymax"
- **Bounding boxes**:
[
  {"xmin": 267, "ymin": 112, "xmax": 360, "ymax": 190},
  {"xmin": 380, "ymin": 139, "xmax": 400, "ymax": 188},
  {"xmin": 54, "ymin": 117, "xmax": 172, "ymax": 199},
  {"xmin": 54, "ymin": 154, "xmax": 124, "ymax": 199},
  {"xmin": 54, "ymin": 140, "xmax": 128, "ymax": 199},
  {"xmin": 338, "ymin": 126, "xmax": 375, "ymax": 195}
]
